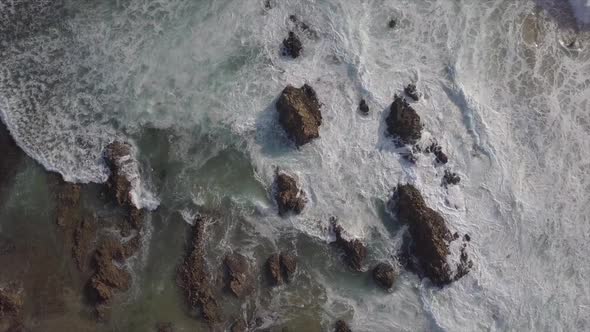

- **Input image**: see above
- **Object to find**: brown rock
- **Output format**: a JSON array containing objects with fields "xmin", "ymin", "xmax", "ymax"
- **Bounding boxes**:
[
  {"xmin": 104, "ymin": 142, "xmax": 134, "ymax": 207},
  {"xmin": 390, "ymin": 184, "xmax": 470, "ymax": 285},
  {"xmin": 88, "ymin": 238, "xmax": 131, "ymax": 304},
  {"xmin": 266, "ymin": 252, "xmax": 297, "ymax": 286},
  {"xmin": 274, "ymin": 172, "xmax": 306, "ymax": 215},
  {"xmin": 335, "ymin": 320, "xmax": 352, "ymax": 332},
  {"xmin": 224, "ymin": 253, "xmax": 253, "ymax": 298},
  {"xmin": 386, "ymin": 95, "xmax": 422, "ymax": 145},
  {"xmin": 276, "ymin": 84, "xmax": 322, "ymax": 146},
  {"xmin": 177, "ymin": 216, "xmax": 222, "ymax": 324},
  {"xmin": 372, "ymin": 263, "xmax": 396, "ymax": 289},
  {"xmin": 331, "ymin": 220, "xmax": 367, "ymax": 272}
]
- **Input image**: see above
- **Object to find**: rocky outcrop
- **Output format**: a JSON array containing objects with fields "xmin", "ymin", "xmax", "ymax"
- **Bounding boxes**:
[
  {"xmin": 177, "ymin": 216, "xmax": 221, "ymax": 324},
  {"xmin": 105, "ymin": 142, "xmax": 135, "ymax": 208},
  {"xmin": 404, "ymin": 84, "xmax": 420, "ymax": 101},
  {"xmin": 359, "ymin": 99, "xmax": 369, "ymax": 115},
  {"xmin": 389, "ymin": 184, "xmax": 471, "ymax": 285},
  {"xmin": 282, "ymin": 31, "xmax": 303, "ymax": 58},
  {"xmin": 274, "ymin": 172, "xmax": 306, "ymax": 216},
  {"xmin": 331, "ymin": 220, "xmax": 367, "ymax": 272},
  {"xmin": 276, "ymin": 84, "xmax": 322, "ymax": 146},
  {"xmin": 372, "ymin": 263, "xmax": 396, "ymax": 290},
  {"xmin": 386, "ymin": 95, "xmax": 422, "ymax": 145},
  {"xmin": 442, "ymin": 170, "xmax": 460, "ymax": 187},
  {"xmin": 88, "ymin": 238, "xmax": 132, "ymax": 319},
  {"xmin": 266, "ymin": 253, "xmax": 297, "ymax": 286},
  {"xmin": 335, "ymin": 320, "xmax": 352, "ymax": 332},
  {"xmin": 223, "ymin": 253, "xmax": 254, "ymax": 298}
]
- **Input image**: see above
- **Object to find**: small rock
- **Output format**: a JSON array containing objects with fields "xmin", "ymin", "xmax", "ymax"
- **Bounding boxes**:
[
  {"xmin": 372, "ymin": 263, "xmax": 397, "ymax": 289},
  {"xmin": 263, "ymin": 0, "xmax": 273, "ymax": 10},
  {"xmin": 404, "ymin": 83, "xmax": 420, "ymax": 101},
  {"xmin": 282, "ymin": 31, "xmax": 303, "ymax": 58},
  {"xmin": 224, "ymin": 253, "xmax": 254, "ymax": 298},
  {"xmin": 425, "ymin": 142, "xmax": 448, "ymax": 165},
  {"xmin": 388, "ymin": 19, "xmax": 397, "ymax": 29},
  {"xmin": 359, "ymin": 99, "xmax": 369, "ymax": 115},
  {"xmin": 385, "ymin": 95, "xmax": 422, "ymax": 145},
  {"xmin": 442, "ymin": 170, "xmax": 460, "ymax": 187},
  {"xmin": 274, "ymin": 172, "xmax": 306, "ymax": 215},
  {"xmin": 331, "ymin": 220, "xmax": 367, "ymax": 271},
  {"xmin": 335, "ymin": 320, "xmax": 352, "ymax": 332},
  {"xmin": 464, "ymin": 234, "xmax": 471, "ymax": 242}
]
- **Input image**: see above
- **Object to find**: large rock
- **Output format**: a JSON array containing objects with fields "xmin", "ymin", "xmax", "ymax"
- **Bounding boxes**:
[
  {"xmin": 274, "ymin": 172, "xmax": 306, "ymax": 216},
  {"xmin": 276, "ymin": 84, "xmax": 322, "ymax": 146},
  {"xmin": 372, "ymin": 263, "xmax": 396, "ymax": 290},
  {"xmin": 389, "ymin": 184, "xmax": 471, "ymax": 285},
  {"xmin": 223, "ymin": 253, "xmax": 254, "ymax": 298},
  {"xmin": 266, "ymin": 252, "xmax": 297, "ymax": 286},
  {"xmin": 177, "ymin": 216, "xmax": 222, "ymax": 324},
  {"xmin": 331, "ymin": 220, "xmax": 367, "ymax": 272},
  {"xmin": 385, "ymin": 95, "xmax": 422, "ymax": 145}
]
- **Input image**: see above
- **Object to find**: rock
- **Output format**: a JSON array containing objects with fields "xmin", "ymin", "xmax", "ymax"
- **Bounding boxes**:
[
  {"xmin": 276, "ymin": 84, "xmax": 322, "ymax": 146},
  {"xmin": 88, "ymin": 238, "xmax": 132, "ymax": 305},
  {"xmin": 372, "ymin": 263, "xmax": 397, "ymax": 289},
  {"xmin": 266, "ymin": 253, "xmax": 297, "ymax": 286},
  {"xmin": 359, "ymin": 99, "xmax": 369, "ymax": 115},
  {"xmin": 224, "ymin": 253, "xmax": 254, "ymax": 298},
  {"xmin": 274, "ymin": 172, "xmax": 306, "ymax": 216},
  {"xmin": 282, "ymin": 31, "xmax": 303, "ymax": 58},
  {"xmin": 177, "ymin": 216, "xmax": 222, "ymax": 324},
  {"xmin": 464, "ymin": 234, "xmax": 471, "ymax": 242},
  {"xmin": 0, "ymin": 119, "xmax": 23, "ymax": 197},
  {"xmin": 425, "ymin": 142, "xmax": 448, "ymax": 165},
  {"xmin": 390, "ymin": 184, "xmax": 470, "ymax": 285},
  {"xmin": 385, "ymin": 95, "xmax": 422, "ymax": 145},
  {"xmin": 442, "ymin": 170, "xmax": 460, "ymax": 187},
  {"xmin": 155, "ymin": 322, "xmax": 174, "ymax": 332},
  {"xmin": 331, "ymin": 220, "xmax": 367, "ymax": 271},
  {"xmin": 404, "ymin": 83, "xmax": 420, "ymax": 101},
  {"xmin": 335, "ymin": 320, "xmax": 352, "ymax": 332},
  {"xmin": 388, "ymin": 19, "xmax": 397, "ymax": 29},
  {"xmin": 263, "ymin": 0, "xmax": 273, "ymax": 10},
  {"xmin": 231, "ymin": 319, "xmax": 248, "ymax": 332},
  {"xmin": 104, "ymin": 142, "xmax": 135, "ymax": 208},
  {"xmin": 289, "ymin": 15, "xmax": 319, "ymax": 39}
]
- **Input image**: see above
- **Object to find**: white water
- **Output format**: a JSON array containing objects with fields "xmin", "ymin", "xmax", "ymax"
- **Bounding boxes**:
[{"xmin": 1, "ymin": 0, "xmax": 590, "ymax": 330}]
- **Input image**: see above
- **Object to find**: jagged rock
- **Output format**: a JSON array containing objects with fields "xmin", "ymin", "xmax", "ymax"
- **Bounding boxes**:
[
  {"xmin": 404, "ymin": 84, "xmax": 420, "ymax": 101},
  {"xmin": 224, "ymin": 253, "xmax": 254, "ymax": 298},
  {"xmin": 266, "ymin": 253, "xmax": 297, "ymax": 286},
  {"xmin": 177, "ymin": 216, "xmax": 222, "ymax": 324},
  {"xmin": 442, "ymin": 170, "xmax": 460, "ymax": 187},
  {"xmin": 385, "ymin": 95, "xmax": 422, "ymax": 145},
  {"xmin": 274, "ymin": 172, "xmax": 306, "ymax": 215},
  {"xmin": 282, "ymin": 31, "xmax": 303, "ymax": 58},
  {"xmin": 335, "ymin": 320, "xmax": 352, "ymax": 332},
  {"xmin": 155, "ymin": 322, "xmax": 174, "ymax": 332},
  {"xmin": 331, "ymin": 220, "xmax": 367, "ymax": 271},
  {"xmin": 359, "ymin": 99, "xmax": 369, "ymax": 115},
  {"xmin": 425, "ymin": 142, "xmax": 448, "ymax": 164},
  {"xmin": 276, "ymin": 84, "xmax": 322, "ymax": 146},
  {"xmin": 390, "ymin": 184, "xmax": 470, "ymax": 285},
  {"xmin": 372, "ymin": 263, "xmax": 396, "ymax": 289}
]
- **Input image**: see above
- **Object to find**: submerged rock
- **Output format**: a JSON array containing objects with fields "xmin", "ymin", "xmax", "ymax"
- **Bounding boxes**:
[
  {"xmin": 282, "ymin": 31, "xmax": 303, "ymax": 58},
  {"xmin": 331, "ymin": 220, "xmax": 367, "ymax": 272},
  {"xmin": 274, "ymin": 171, "xmax": 306, "ymax": 215},
  {"xmin": 385, "ymin": 95, "xmax": 422, "ymax": 145},
  {"xmin": 372, "ymin": 263, "xmax": 397, "ymax": 289},
  {"xmin": 73, "ymin": 215, "xmax": 98, "ymax": 273},
  {"xmin": 335, "ymin": 320, "xmax": 352, "ymax": 332},
  {"xmin": 266, "ymin": 252, "xmax": 297, "ymax": 286},
  {"xmin": 224, "ymin": 253, "xmax": 254, "ymax": 298},
  {"xmin": 442, "ymin": 170, "xmax": 461, "ymax": 187},
  {"xmin": 276, "ymin": 84, "xmax": 322, "ymax": 146},
  {"xmin": 359, "ymin": 99, "xmax": 369, "ymax": 115},
  {"xmin": 177, "ymin": 216, "xmax": 221, "ymax": 324},
  {"xmin": 390, "ymin": 184, "xmax": 470, "ymax": 285},
  {"xmin": 404, "ymin": 83, "xmax": 420, "ymax": 101}
]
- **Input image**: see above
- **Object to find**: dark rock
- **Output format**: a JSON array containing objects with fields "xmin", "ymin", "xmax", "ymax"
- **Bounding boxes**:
[
  {"xmin": 385, "ymin": 95, "xmax": 422, "ymax": 145},
  {"xmin": 442, "ymin": 170, "xmax": 460, "ymax": 187},
  {"xmin": 289, "ymin": 15, "xmax": 319, "ymax": 39},
  {"xmin": 372, "ymin": 263, "xmax": 397, "ymax": 289},
  {"xmin": 177, "ymin": 216, "xmax": 222, "ymax": 324},
  {"xmin": 404, "ymin": 83, "xmax": 420, "ymax": 101},
  {"xmin": 335, "ymin": 320, "xmax": 352, "ymax": 332},
  {"xmin": 276, "ymin": 84, "xmax": 322, "ymax": 146},
  {"xmin": 388, "ymin": 19, "xmax": 397, "ymax": 29},
  {"xmin": 389, "ymin": 184, "xmax": 470, "ymax": 285},
  {"xmin": 0, "ymin": 119, "xmax": 23, "ymax": 198},
  {"xmin": 88, "ymin": 238, "xmax": 131, "ymax": 304},
  {"xmin": 282, "ymin": 31, "xmax": 303, "ymax": 58},
  {"xmin": 359, "ymin": 99, "xmax": 369, "ymax": 115},
  {"xmin": 331, "ymin": 220, "xmax": 367, "ymax": 271},
  {"xmin": 425, "ymin": 142, "xmax": 448, "ymax": 165},
  {"xmin": 267, "ymin": 252, "xmax": 297, "ymax": 286},
  {"xmin": 224, "ymin": 253, "xmax": 254, "ymax": 298},
  {"xmin": 464, "ymin": 234, "xmax": 471, "ymax": 242},
  {"xmin": 155, "ymin": 322, "xmax": 174, "ymax": 332},
  {"xmin": 263, "ymin": 0, "xmax": 273, "ymax": 10},
  {"xmin": 274, "ymin": 172, "xmax": 306, "ymax": 215},
  {"xmin": 104, "ymin": 142, "xmax": 134, "ymax": 208}
]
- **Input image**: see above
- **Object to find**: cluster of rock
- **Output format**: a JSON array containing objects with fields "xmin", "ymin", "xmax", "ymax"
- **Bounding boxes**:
[{"xmin": 266, "ymin": 252, "xmax": 297, "ymax": 286}]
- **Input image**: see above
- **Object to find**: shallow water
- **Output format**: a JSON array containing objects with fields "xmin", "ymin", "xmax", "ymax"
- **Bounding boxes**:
[{"xmin": 1, "ymin": 0, "xmax": 590, "ymax": 331}]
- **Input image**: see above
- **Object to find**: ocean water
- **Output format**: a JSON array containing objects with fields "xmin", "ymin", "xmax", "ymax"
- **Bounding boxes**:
[{"xmin": 1, "ymin": 0, "xmax": 590, "ymax": 331}]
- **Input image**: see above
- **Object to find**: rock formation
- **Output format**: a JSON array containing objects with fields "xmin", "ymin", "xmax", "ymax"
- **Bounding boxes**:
[
  {"xmin": 223, "ymin": 253, "xmax": 254, "ymax": 298},
  {"xmin": 266, "ymin": 252, "xmax": 297, "ymax": 286},
  {"xmin": 274, "ymin": 172, "xmax": 306, "ymax": 215},
  {"xmin": 385, "ymin": 95, "xmax": 422, "ymax": 145},
  {"xmin": 276, "ymin": 84, "xmax": 322, "ymax": 146},
  {"xmin": 372, "ymin": 263, "xmax": 397, "ymax": 290},
  {"xmin": 331, "ymin": 220, "xmax": 367, "ymax": 272}
]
